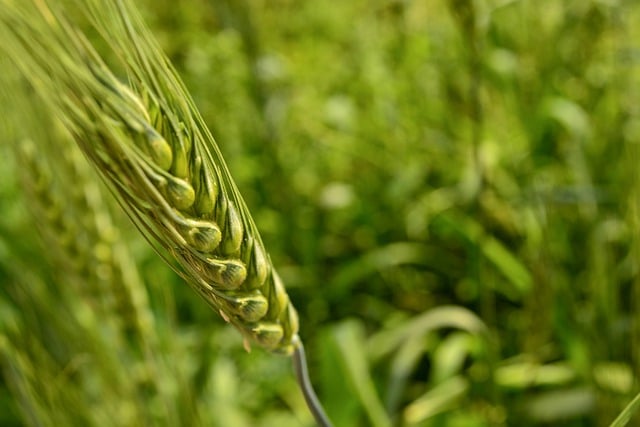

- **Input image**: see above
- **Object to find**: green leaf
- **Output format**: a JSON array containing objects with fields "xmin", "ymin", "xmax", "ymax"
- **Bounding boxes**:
[
  {"xmin": 332, "ymin": 320, "xmax": 392, "ymax": 427},
  {"xmin": 610, "ymin": 392, "xmax": 640, "ymax": 427},
  {"xmin": 403, "ymin": 375, "xmax": 469, "ymax": 425},
  {"xmin": 367, "ymin": 305, "xmax": 488, "ymax": 361}
]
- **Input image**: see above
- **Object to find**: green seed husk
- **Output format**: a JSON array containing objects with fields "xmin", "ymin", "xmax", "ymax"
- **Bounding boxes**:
[
  {"xmin": 202, "ymin": 258, "xmax": 248, "ymax": 290},
  {"xmin": 223, "ymin": 291, "xmax": 269, "ymax": 323},
  {"xmin": 251, "ymin": 322, "xmax": 285, "ymax": 350},
  {"xmin": 142, "ymin": 126, "xmax": 172, "ymax": 171},
  {"xmin": 269, "ymin": 271, "xmax": 291, "ymax": 318},
  {"xmin": 192, "ymin": 155, "xmax": 219, "ymax": 217},
  {"xmin": 168, "ymin": 128, "xmax": 189, "ymax": 179},
  {"xmin": 164, "ymin": 176, "xmax": 195, "ymax": 210},
  {"xmin": 221, "ymin": 200, "xmax": 244, "ymax": 255},
  {"xmin": 245, "ymin": 238, "xmax": 269, "ymax": 290},
  {"xmin": 177, "ymin": 218, "xmax": 222, "ymax": 253}
]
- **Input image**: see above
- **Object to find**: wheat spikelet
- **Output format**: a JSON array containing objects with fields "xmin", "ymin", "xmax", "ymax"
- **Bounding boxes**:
[{"xmin": 0, "ymin": 0, "xmax": 298, "ymax": 354}]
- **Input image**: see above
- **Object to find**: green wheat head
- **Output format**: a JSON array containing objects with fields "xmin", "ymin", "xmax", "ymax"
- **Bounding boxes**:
[{"xmin": 0, "ymin": 0, "xmax": 299, "ymax": 354}]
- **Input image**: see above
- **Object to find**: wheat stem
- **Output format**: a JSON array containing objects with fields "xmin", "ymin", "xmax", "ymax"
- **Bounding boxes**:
[{"xmin": 292, "ymin": 335, "xmax": 333, "ymax": 427}]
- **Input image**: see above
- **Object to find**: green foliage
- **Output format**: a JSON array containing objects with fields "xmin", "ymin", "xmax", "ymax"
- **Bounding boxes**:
[{"xmin": 1, "ymin": 0, "xmax": 640, "ymax": 426}]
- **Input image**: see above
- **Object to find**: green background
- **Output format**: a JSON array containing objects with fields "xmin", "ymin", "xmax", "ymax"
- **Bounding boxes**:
[{"xmin": 1, "ymin": 0, "xmax": 640, "ymax": 425}]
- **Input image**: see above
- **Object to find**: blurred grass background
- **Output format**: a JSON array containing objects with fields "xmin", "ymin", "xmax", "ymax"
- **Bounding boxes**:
[{"xmin": 1, "ymin": 0, "xmax": 640, "ymax": 425}]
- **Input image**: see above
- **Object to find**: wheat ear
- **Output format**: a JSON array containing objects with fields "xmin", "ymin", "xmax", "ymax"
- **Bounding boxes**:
[{"xmin": 14, "ymin": 133, "xmax": 155, "ymax": 345}]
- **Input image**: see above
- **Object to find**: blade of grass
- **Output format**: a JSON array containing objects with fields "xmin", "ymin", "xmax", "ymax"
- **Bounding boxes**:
[
  {"xmin": 332, "ymin": 320, "xmax": 391, "ymax": 427},
  {"xmin": 609, "ymin": 392, "xmax": 640, "ymax": 427}
]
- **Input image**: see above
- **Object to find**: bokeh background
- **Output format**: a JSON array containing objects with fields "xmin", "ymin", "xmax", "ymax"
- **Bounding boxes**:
[{"xmin": 1, "ymin": 0, "xmax": 640, "ymax": 425}]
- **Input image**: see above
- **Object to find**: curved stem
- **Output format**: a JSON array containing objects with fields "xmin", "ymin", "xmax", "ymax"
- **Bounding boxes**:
[{"xmin": 292, "ymin": 335, "xmax": 333, "ymax": 427}]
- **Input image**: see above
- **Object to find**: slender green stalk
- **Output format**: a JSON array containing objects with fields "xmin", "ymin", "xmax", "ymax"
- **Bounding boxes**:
[{"xmin": 292, "ymin": 336, "xmax": 333, "ymax": 427}]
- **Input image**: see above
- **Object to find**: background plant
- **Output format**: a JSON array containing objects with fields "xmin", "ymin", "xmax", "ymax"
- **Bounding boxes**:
[{"xmin": 1, "ymin": 0, "xmax": 640, "ymax": 426}]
